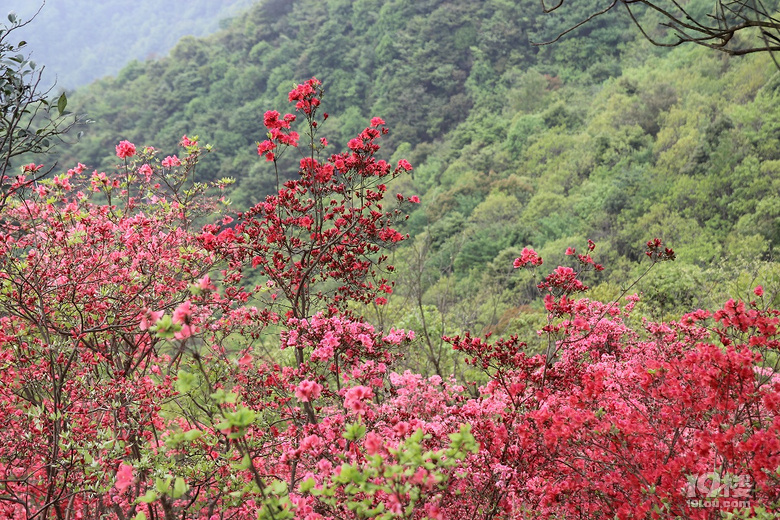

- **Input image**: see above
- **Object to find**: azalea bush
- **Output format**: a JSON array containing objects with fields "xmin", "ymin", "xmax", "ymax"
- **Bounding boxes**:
[{"xmin": 0, "ymin": 78, "xmax": 777, "ymax": 520}]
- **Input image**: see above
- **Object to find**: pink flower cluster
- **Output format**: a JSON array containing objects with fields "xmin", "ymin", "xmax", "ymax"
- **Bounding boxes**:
[
  {"xmin": 161, "ymin": 155, "xmax": 181, "ymax": 168},
  {"xmin": 295, "ymin": 380, "xmax": 322, "ymax": 402},
  {"xmin": 343, "ymin": 385, "xmax": 373, "ymax": 415},
  {"xmin": 115, "ymin": 140, "xmax": 136, "ymax": 159}
]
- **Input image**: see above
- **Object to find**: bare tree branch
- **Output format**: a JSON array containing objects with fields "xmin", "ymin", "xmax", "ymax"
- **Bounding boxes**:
[{"xmin": 533, "ymin": 0, "xmax": 780, "ymax": 66}]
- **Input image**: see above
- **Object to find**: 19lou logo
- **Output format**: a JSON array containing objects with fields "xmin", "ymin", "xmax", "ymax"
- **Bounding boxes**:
[{"xmin": 685, "ymin": 472, "xmax": 752, "ymax": 509}]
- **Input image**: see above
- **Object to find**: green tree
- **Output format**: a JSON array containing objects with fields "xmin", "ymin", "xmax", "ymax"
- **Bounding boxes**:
[{"xmin": 0, "ymin": 9, "xmax": 78, "ymax": 210}]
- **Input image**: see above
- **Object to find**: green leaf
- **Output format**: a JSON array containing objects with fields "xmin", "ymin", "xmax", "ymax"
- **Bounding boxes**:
[
  {"xmin": 136, "ymin": 490, "xmax": 157, "ymax": 504},
  {"xmin": 134, "ymin": 513, "xmax": 147, "ymax": 520},
  {"xmin": 343, "ymin": 422, "xmax": 366, "ymax": 441},
  {"xmin": 266, "ymin": 480, "xmax": 288, "ymax": 495},
  {"xmin": 299, "ymin": 477, "xmax": 316, "ymax": 493},
  {"xmin": 175, "ymin": 369, "xmax": 197, "ymax": 393},
  {"xmin": 210, "ymin": 388, "xmax": 238, "ymax": 404},
  {"xmin": 171, "ymin": 477, "xmax": 188, "ymax": 499},
  {"xmin": 183, "ymin": 429, "xmax": 202, "ymax": 442},
  {"xmin": 57, "ymin": 93, "xmax": 67, "ymax": 116},
  {"xmin": 235, "ymin": 454, "xmax": 251, "ymax": 470},
  {"xmin": 155, "ymin": 476, "xmax": 171, "ymax": 494}
]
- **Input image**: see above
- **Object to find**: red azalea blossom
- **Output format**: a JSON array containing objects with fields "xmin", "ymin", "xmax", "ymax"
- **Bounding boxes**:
[
  {"xmin": 513, "ymin": 247, "xmax": 543, "ymax": 268},
  {"xmin": 22, "ymin": 163, "xmax": 44, "ymax": 173}
]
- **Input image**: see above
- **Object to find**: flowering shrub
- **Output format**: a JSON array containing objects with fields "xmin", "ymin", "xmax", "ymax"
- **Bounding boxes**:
[{"xmin": 0, "ymin": 79, "xmax": 777, "ymax": 520}]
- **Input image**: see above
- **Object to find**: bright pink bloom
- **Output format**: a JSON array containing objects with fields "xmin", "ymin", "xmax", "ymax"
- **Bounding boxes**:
[
  {"xmin": 180, "ymin": 135, "xmax": 196, "ymax": 147},
  {"xmin": 115, "ymin": 140, "xmax": 136, "ymax": 159},
  {"xmin": 370, "ymin": 117, "xmax": 386, "ymax": 126},
  {"xmin": 295, "ymin": 380, "xmax": 322, "ymax": 402},
  {"xmin": 344, "ymin": 385, "xmax": 373, "ymax": 415},
  {"xmin": 364, "ymin": 431, "xmax": 382, "ymax": 455},
  {"xmin": 161, "ymin": 155, "xmax": 182, "ymax": 168},
  {"xmin": 114, "ymin": 463, "xmax": 134, "ymax": 492},
  {"xmin": 172, "ymin": 301, "xmax": 192, "ymax": 325},
  {"xmin": 408, "ymin": 195, "xmax": 420, "ymax": 203},
  {"xmin": 172, "ymin": 301, "xmax": 195, "ymax": 339},
  {"xmin": 237, "ymin": 353, "xmax": 253, "ymax": 367},
  {"xmin": 573, "ymin": 316, "xmax": 590, "ymax": 331},
  {"xmin": 257, "ymin": 140, "xmax": 276, "ymax": 161},
  {"xmin": 513, "ymin": 247, "xmax": 543, "ymax": 268},
  {"xmin": 397, "ymin": 159, "xmax": 412, "ymax": 171},
  {"xmin": 22, "ymin": 163, "xmax": 44, "ymax": 173},
  {"xmin": 288, "ymin": 78, "xmax": 322, "ymax": 114},
  {"xmin": 755, "ymin": 285, "xmax": 764, "ymax": 297},
  {"xmin": 197, "ymin": 274, "xmax": 215, "ymax": 292},
  {"xmin": 137, "ymin": 163, "xmax": 153, "ymax": 181}
]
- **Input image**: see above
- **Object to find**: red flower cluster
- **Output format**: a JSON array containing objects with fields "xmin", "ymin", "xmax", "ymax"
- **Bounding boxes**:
[
  {"xmin": 646, "ymin": 237, "xmax": 676, "ymax": 261},
  {"xmin": 512, "ymin": 246, "xmax": 543, "ymax": 268},
  {"xmin": 288, "ymin": 77, "xmax": 322, "ymax": 115}
]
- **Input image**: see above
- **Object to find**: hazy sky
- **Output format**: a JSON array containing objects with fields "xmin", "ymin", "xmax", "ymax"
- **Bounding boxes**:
[{"xmin": 4, "ymin": 0, "xmax": 257, "ymax": 90}]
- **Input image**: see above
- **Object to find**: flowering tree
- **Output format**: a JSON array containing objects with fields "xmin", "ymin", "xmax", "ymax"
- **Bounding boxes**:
[
  {"xmin": 443, "ymin": 243, "xmax": 780, "ymax": 519},
  {"xmin": 0, "ymin": 76, "xmax": 777, "ymax": 520}
]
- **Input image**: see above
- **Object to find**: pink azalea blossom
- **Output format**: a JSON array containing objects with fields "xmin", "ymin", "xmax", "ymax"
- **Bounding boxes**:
[
  {"xmin": 115, "ymin": 140, "xmax": 136, "ymax": 159},
  {"xmin": 22, "ymin": 163, "xmax": 44, "ymax": 173},
  {"xmin": 344, "ymin": 385, "xmax": 373, "ymax": 415},
  {"xmin": 364, "ymin": 431, "xmax": 382, "ymax": 455},
  {"xmin": 397, "ymin": 159, "xmax": 412, "ymax": 171},
  {"xmin": 137, "ymin": 163, "xmax": 153, "ymax": 182},
  {"xmin": 295, "ymin": 380, "xmax": 322, "ymax": 402},
  {"xmin": 180, "ymin": 135, "xmax": 196, "ymax": 147},
  {"xmin": 114, "ymin": 463, "xmax": 133, "ymax": 492},
  {"xmin": 161, "ymin": 155, "xmax": 182, "ymax": 168},
  {"xmin": 172, "ymin": 301, "xmax": 195, "ymax": 339}
]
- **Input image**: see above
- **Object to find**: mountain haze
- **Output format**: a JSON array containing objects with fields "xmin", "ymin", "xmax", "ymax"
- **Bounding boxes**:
[{"xmin": 8, "ymin": 0, "xmax": 256, "ymax": 89}]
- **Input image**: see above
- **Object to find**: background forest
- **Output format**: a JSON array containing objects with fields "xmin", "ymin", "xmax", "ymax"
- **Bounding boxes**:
[{"xmin": 14, "ymin": 0, "xmax": 780, "ymax": 375}]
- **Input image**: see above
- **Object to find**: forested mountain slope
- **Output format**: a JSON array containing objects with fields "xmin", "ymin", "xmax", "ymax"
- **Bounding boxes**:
[
  {"xmin": 40, "ymin": 0, "xmax": 780, "ymax": 352},
  {"xmin": 54, "ymin": 0, "xmax": 634, "ymax": 205}
]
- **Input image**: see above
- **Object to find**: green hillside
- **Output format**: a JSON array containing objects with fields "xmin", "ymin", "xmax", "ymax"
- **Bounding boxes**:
[
  {"xmin": 52, "ymin": 0, "xmax": 637, "ymax": 204},
  {"xmin": 34, "ymin": 0, "xmax": 780, "ymax": 374}
]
